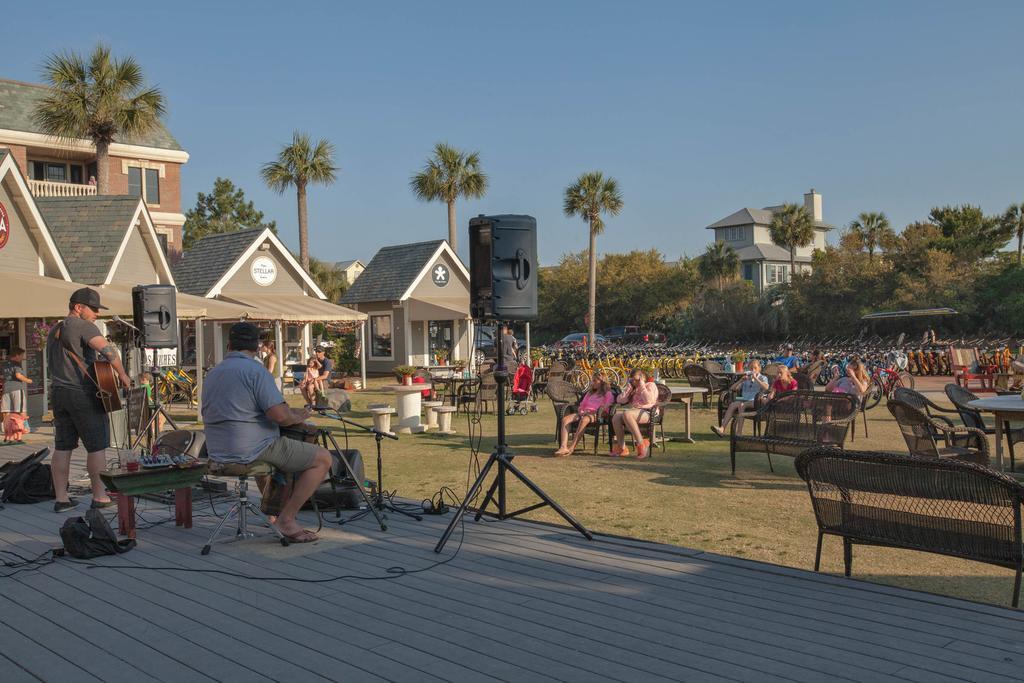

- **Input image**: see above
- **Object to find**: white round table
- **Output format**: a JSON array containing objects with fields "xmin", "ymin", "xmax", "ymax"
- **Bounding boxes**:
[
  {"xmin": 967, "ymin": 395, "xmax": 1024, "ymax": 471},
  {"xmin": 383, "ymin": 383, "xmax": 432, "ymax": 434},
  {"xmin": 667, "ymin": 386, "xmax": 708, "ymax": 443}
]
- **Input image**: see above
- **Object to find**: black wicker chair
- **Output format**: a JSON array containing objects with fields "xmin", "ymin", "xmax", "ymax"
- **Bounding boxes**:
[
  {"xmin": 684, "ymin": 363, "xmax": 732, "ymax": 413},
  {"xmin": 730, "ymin": 391, "xmax": 858, "ymax": 474},
  {"xmin": 887, "ymin": 399, "xmax": 989, "ymax": 465},
  {"xmin": 546, "ymin": 378, "xmax": 582, "ymax": 442},
  {"xmin": 606, "ymin": 383, "xmax": 673, "ymax": 455},
  {"xmin": 567, "ymin": 387, "xmax": 620, "ymax": 454},
  {"xmin": 945, "ymin": 383, "xmax": 1024, "ymax": 471},
  {"xmin": 795, "ymin": 447, "xmax": 1024, "ymax": 607},
  {"xmin": 891, "ymin": 387, "xmax": 979, "ymax": 450}
]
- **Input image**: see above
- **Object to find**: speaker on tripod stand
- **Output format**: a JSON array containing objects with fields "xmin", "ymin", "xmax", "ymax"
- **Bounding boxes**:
[
  {"xmin": 128, "ymin": 285, "xmax": 180, "ymax": 450},
  {"xmin": 435, "ymin": 214, "xmax": 592, "ymax": 553}
]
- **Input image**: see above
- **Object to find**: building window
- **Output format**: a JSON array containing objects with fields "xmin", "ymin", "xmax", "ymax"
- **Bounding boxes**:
[
  {"xmin": 742, "ymin": 263, "xmax": 754, "ymax": 281},
  {"xmin": 70, "ymin": 164, "xmax": 83, "ymax": 184},
  {"xmin": 128, "ymin": 167, "xmax": 143, "ymax": 196},
  {"xmin": 370, "ymin": 314, "xmax": 393, "ymax": 359},
  {"xmin": 145, "ymin": 168, "xmax": 160, "ymax": 204},
  {"xmin": 767, "ymin": 264, "xmax": 791, "ymax": 285}
]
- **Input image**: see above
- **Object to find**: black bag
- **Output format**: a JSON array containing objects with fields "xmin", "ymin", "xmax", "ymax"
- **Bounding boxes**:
[
  {"xmin": 0, "ymin": 448, "xmax": 55, "ymax": 504},
  {"xmin": 60, "ymin": 508, "xmax": 136, "ymax": 559}
]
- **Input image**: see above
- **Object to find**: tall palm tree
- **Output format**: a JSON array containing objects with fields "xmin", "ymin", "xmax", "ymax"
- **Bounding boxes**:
[
  {"xmin": 410, "ymin": 142, "xmax": 488, "ymax": 252},
  {"xmin": 563, "ymin": 171, "xmax": 624, "ymax": 345},
  {"xmin": 846, "ymin": 211, "xmax": 895, "ymax": 262},
  {"xmin": 1001, "ymin": 204, "xmax": 1024, "ymax": 265},
  {"xmin": 699, "ymin": 242, "xmax": 740, "ymax": 290},
  {"xmin": 306, "ymin": 257, "xmax": 349, "ymax": 303},
  {"xmin": 769, "ymin": 203, "xmax": 815, "ymax": 279},
  {"xmin": 261, "ymin": 132, "xmax": 337, "ymax": 271},
  {"xmin": 33, "ymin": 45, "xmax": 165, "ymax": 195}
]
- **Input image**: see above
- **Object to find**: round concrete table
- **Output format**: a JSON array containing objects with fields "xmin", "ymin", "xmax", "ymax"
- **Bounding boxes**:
[
  {"xmin": 967, "ymin": 395, "xmax": 1024, "ymax": 472},
  {"xmin": 383, "ymin": 383, "xmax": 432, "ymax": 434},
  {"xmin": 667, "ymin": 386, "xmax": 708, "ymax": 443}
]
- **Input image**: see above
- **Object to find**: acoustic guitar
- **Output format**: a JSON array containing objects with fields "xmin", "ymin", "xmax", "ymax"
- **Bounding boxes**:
[{"xmin": 92, "ymin": 360, "xmax": 124, "ymax": 413}]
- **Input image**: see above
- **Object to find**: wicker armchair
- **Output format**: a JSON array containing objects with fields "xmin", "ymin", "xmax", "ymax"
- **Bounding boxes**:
[
  {"xmin": 546, "ymin": 378, "xmax": 582, "ymax": 442},
  {"xmin": 683, "ymin": 364, "xmax": 731, "ymax": 411},
  {"xmin": 567, "ymin": 387, "xmax": 619, "ymax": 454},
  {"xmin": 945, "ymin": 383, "xmax": 1024, "ymax": 471},
  {"xmin": 891, "ymin": 387, "xmax": 979, "ymax": 450},
  {"xmin": 795, "ymin": 447, "xmax": 1024, "ymax": 607},
  {"xmin": 887, "ymin": 399, "xmax": 989, "ymax": 465}
]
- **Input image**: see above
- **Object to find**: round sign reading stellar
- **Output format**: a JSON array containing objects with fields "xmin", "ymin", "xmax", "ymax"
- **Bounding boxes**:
[
  {"xmin": 0, "ymin": 201, "xmax": 9, "ymax": 250},
  {"xmin": 251, "ymin": 256, "xmax": 277, "ymax": 286}
]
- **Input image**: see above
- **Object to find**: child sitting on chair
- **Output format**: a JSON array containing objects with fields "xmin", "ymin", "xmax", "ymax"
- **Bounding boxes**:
[{"xmin": 300, "ymin": 357, "xmax": 324, "ymax": 406}]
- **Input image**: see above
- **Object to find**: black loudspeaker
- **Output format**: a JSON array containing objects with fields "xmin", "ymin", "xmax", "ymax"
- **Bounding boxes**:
[
  {"xmin": 468, "ymin": 214, "xmax": 538, "ymax": 320},
  {"xmin": 301, "ymin": 449, "xmax": 365, "ymax": 510},
  {"xmin": 131, "ymin": 284, "xmax": 178, "ymax": 349}
]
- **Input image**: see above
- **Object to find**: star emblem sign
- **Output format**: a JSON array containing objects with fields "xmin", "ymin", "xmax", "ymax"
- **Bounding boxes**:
[{"xmin": 433, "ymin": 265, "xmax": 448, "ymax": 285}]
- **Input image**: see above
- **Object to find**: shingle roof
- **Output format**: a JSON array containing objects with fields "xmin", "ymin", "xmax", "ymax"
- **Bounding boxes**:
[
  {"xmin": 171, "ymin": 228, "xmax": 264, "ymax": 296},
  {"xmin": 0, "ymin": 78, "xmax": 183, "ymax": 151},
  {"xmin": 341, "ymin": 240, "xmax": 444, "ymax": 304},
  {"xmin": 707, "ymin": 206, "xmax": 832, "ymax": 230},
  {"xmin": 734, "ymin": 243, "xmax": 813, "ymax": 263},
  {"xmin": 35, "ymin": 196, "xmax": 142, "ymax": 284}
]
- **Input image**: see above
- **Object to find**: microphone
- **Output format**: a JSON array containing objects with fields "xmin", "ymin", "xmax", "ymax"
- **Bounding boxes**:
[{"xmin": 112, "ymin": 315, "xmax": 141, "ymax": 333}]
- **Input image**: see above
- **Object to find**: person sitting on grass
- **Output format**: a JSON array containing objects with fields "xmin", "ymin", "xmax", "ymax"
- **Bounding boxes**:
[
  {"xmin": 554, "ymin": 372, "xmax": 613, "ymax": 457},
  {"xmin": 769, "ymin": 364, "xmax": 798, "ymax": 398},
  {"xmin": 611, "ymin": 368, "xmax": 659, "ymax": 459},
  {"xmin": 711, "ymin": 359, "xmax": 769, "ymax": 437},
  {"xmin": 825, "ymin": 359, "xmax": 870, "ymax": 396}
]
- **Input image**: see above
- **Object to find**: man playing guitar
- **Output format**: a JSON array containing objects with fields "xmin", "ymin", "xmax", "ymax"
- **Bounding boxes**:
[{"xmin": 47, "ymin": 288, "xmax": 131, "ymax": 513}]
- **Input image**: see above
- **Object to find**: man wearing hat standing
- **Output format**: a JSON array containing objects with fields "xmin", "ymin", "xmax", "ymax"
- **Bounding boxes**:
[
  {"xmin": 202, "ymin": 322, "xmax": 332, "ymax": 543},
  {"xmin": 47, "ymin": 288, "xmax": 132, "ymax": 513}
]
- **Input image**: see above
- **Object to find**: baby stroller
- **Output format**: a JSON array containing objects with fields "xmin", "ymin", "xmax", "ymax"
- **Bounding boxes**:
[{"xmin": 506, "ymin": 361, "xmax": 537, "ymax": 415}]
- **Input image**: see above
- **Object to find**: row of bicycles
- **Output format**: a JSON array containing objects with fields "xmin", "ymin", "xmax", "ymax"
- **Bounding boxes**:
[{"xmin": 538, "ymin": 334, "xmax": 1024, "ymax": 411}]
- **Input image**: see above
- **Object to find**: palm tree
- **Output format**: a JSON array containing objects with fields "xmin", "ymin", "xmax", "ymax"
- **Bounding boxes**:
[
  {"xmin": 261, "ymin": 131, "xmax": 337, "ymax": 271},
  {"xmin": 768, "ymin": 203, "xmax": 815, "ymax": 279},
  {"xmin": 33, "ymin": 45, "xmax": 165, "ymax": 195},
  {"xmin": 410, "ymin": 142, "xmax": 488, "ymax": 252},
  {"xmin": 306, "ymin": 257, "xmax": 349, "ymax": 303},
  {"xmin": 1001, "ymin": 204, "xmax": 1024, "ymax": 265},
  {"xmin": 846, "ymin": 211, "xmax": 895, "ymax": 261},
  {"xmin": 699, "ymin": 242, "xmax": 740, "ymax": 290},
  {"xmin": 563, "ymin": 171, "xmax": 624, "ymax": 345}
]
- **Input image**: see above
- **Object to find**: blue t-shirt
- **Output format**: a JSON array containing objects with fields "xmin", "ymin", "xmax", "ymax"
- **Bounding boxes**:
[
  {"xmin": 775, "ymin": 355, "xmax": 800, "ymax": 369},
  {"xmin": 201, "ymin": 352, "xmax": 286, "ymax": 463},
  {"xmin": 319, "ymin": 357, "xmax": 334, "ymax": 376},
  {"xmin": 739, "ymin": 373, "xmax": 768, "ymax": 401}
]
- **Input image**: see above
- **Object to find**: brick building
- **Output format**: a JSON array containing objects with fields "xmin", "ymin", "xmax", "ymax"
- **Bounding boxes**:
[{"xmin": 0, "ymin": 78, "xmax": 189, "ymax": 257}]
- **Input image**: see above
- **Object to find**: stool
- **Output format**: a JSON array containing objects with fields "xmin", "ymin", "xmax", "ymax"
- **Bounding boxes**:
[
  {"xmin": 201, "ymin": 461, "xmax": 288, "ymax": 555},
  {"xmin": 435, "ymin": 406, "xmax": 457, "ymax": 435},
  {"xmin": 422, "ymin": 401, "xmax": 443, "ymax": 430},
  {"xmin": 369, "ymin": 407, "xmax": 396, "ymax": 434}
]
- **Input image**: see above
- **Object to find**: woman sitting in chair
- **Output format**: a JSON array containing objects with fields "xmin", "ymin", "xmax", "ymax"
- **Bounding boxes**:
[
  {"xmin": 554, "ymin": 372, "xmax": 613, "ymax": 457},
  {"xmin": 611, "ymin": 368, "xmax": 659, "ymax": 459},
  {"xmin": 825, "ymin": 359, "xmax": 870, "ymax": 397},
  {"xmin": 769, "ymin": 364, "xmax": 798, "ymax": 398},
  {"xmin": 711, "ymin": 360, "xmax": 769, "ymax": 437}
]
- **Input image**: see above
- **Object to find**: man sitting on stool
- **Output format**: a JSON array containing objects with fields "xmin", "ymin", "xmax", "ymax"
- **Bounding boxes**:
[{"xmin": 202, "ymin": 322, "xmax": 331, "ymax": 543}]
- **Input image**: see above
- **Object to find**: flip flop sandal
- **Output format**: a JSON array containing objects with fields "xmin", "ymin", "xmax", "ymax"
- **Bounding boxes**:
[{"xmin": 280, "ymin": 529, "xmax": 318, "ymax": 544}]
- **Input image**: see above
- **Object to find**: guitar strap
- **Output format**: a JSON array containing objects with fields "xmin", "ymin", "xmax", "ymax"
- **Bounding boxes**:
[{"xmin": 53, "ymin": 321, "xmax": 103, "ymax": 396}]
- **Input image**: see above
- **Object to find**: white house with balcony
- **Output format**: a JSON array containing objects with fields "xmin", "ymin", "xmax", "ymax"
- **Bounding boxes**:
[{"xmin": 705, "ymin": 189, "xmax": 832, "ymax": 293}]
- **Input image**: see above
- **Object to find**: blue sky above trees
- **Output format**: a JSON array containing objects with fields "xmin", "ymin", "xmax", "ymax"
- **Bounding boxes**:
[{"xmin": 6, "ymin": 0, "xmax": 1024, "ymax": 264}]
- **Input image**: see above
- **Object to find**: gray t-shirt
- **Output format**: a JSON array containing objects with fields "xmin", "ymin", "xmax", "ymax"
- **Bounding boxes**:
[
  {"xmin": 201, "ymin": 351, "xmax": 286, "ymax": 463},
  {"xmin": 46, "ymin": 316, "xmax": 103, "ymax": 391}
]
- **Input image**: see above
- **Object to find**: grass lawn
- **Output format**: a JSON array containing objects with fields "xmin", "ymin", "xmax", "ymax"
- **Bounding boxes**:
[{"xmin": 299, "ymin": 378, "xmax": 1021, "ymax": 609}]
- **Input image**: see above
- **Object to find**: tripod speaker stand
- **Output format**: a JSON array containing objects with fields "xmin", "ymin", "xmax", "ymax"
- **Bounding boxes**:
[{"xmin": 434, "ymin": 330, "xmax": 592, "ymax": 553}]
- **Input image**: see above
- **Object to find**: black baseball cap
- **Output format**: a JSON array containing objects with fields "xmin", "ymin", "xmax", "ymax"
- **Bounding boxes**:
[
  {"xmin": 228, "ymin": 322, "xmax": 261, "ymax": 351},
  {"xmin": 69, "ymin": 287, "xmax": 108, "ymax": 311}
]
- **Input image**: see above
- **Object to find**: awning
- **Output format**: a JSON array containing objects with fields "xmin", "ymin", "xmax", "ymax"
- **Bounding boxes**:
[
  {"xmin": 218, "ymin": 293, "xmax": 367, "ymax": 322},
  {"xmin": 407, "ymin": 298, "xmax": 470, "ymax": 321},
  {"xmin": 98, "ymin": 284, "xmax": 254, "ymax": 320},
  {"xmin": 0, "ymin": 272, "xmax": 134, "ymax": 317}
]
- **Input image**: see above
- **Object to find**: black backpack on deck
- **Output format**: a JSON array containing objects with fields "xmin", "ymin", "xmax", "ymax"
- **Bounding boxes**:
[
  {"xmin": 60, "ymin": 508, "xmax": 136, "ymax": 559},
  {"xmin": 0, "ymin": 448, "xmax": 55, "ymax": 504}
]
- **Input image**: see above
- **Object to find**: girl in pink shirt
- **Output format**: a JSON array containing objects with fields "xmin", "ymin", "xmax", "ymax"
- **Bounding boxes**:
[
  {"xmin": 769, "ymin": 365, "xmax": 798, "ymax": 398},
  {"xmin": 612, "ymin": 368, "xmax": 660, "ymax": 458},
  {"xmin": 555, "ymin": 372, "xmax": 613, "ymax": 457}
]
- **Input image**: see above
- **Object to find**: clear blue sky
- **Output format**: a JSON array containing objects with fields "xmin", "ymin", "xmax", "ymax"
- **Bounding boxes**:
[{"xmin": 6, "ymin": 1, "xmax": 1024, "ymax": 265}]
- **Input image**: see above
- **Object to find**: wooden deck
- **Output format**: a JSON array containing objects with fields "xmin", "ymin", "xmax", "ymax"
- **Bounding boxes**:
[{"xmin": 1, "ymin": 444, "xmax": 1023, "ymax": 682}]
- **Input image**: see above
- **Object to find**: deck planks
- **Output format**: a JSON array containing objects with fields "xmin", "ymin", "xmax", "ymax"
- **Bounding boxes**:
[{"xmin": 1, "ymin": 444, "xmax": 1023, "ymax": 682}]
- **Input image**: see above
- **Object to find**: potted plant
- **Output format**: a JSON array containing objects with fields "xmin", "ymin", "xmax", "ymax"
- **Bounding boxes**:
[
  {"xmin": 393, "ymin": 365, "xmax": 417, "ymax": 386},
  {"xmin": 434, "ymin": 348, "xmax": 450, "ymax": 367},
  {"xmin": 529, "ymin": 347, "xmax": 544, "ymax": 368},
  {"xmin": 731, "ymin": 350, "xmax": 747, "ymax": 373}
]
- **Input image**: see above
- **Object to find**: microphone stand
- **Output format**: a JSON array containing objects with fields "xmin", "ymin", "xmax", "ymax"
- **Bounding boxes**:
[{"xmin": 313, "ymin": 407, "xmax": 421, "ymax": 524}]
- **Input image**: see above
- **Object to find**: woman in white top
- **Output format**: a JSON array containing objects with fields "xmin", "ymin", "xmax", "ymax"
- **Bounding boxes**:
[{"xmin": 711, "ymin": 359, "xmax": 768, "ymax": 437}]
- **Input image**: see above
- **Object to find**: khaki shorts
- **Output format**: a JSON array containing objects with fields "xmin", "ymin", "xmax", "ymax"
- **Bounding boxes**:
[{"xmin": 254, "ymin": 436, "xmax": 319, "ymax": 473}]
